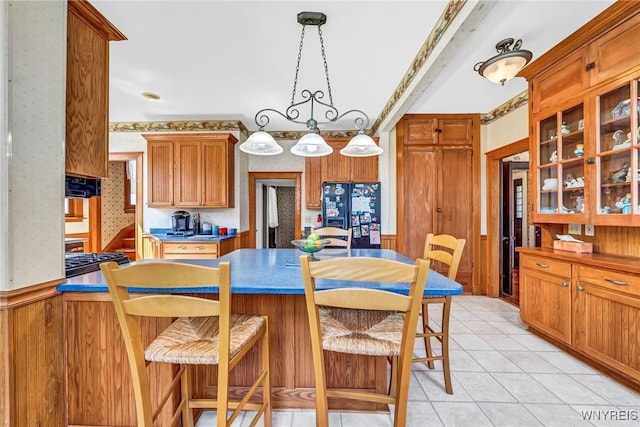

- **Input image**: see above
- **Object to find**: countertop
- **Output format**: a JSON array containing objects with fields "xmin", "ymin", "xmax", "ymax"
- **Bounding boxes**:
[
  {"xmin": 58, "ymin": 248, "xmax": 463, "ymax": 296},
  {"xmin": 516, "ymin": 247, "xmax": 640, "ymax": 274},
  {"xmin": 147, "ymin": 228, "xmax": 236, "ymax": 242}
]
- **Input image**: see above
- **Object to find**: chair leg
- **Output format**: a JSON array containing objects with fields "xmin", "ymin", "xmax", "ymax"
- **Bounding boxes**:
[
  {"xmin": 262, "ymin": 321, "xmax": 272, "ymax": 427},
  {"xmin": 421, "ymin": 301, "xmax": 435, "ymax": 369},
  {"xmin": 388, "ymin": 356, "xmax": 398, "ymax": 397},
  {"xmin": 313, "ymin": 352, "xmax": 329, "ymax": 427},
  {"xmin": 442, "ymin": 296, "xmax": 453, "ymax": 394},
  {"xmin": 393, "ymin": 355, "xmax": 412, "ymax": 427},
  {"xmin": 181, "ymin": 364, "xmax": 195, "ymax": 427}
]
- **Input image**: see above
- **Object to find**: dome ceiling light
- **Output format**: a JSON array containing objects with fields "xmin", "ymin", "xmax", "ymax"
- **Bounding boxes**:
[{"xmin": 473, "ymin": 38, "xmax": 533, "ymax": 86}]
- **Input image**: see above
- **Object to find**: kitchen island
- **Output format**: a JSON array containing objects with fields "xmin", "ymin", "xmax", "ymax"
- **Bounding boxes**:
[{"xmin": 60, "ymin": 249, "xmax": 462, "ymax": 426}]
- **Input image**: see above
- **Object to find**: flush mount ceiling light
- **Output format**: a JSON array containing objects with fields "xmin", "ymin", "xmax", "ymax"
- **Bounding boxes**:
[
  {"xmin": 473, "ymin": 38, "xmax": 533, "ymax": 86},
  {"xmin": 239, "ymin": 12, "xmax": 382, "ymax": 158}
]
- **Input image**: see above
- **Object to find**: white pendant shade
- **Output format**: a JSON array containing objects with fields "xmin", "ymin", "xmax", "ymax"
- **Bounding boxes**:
[
  {"xmin": 481, "ymin": 56, "xmax": 528, "ymax": 85},
  {"xmin": 239, "ymin": 131, "xmax": 283, "ymax": 155},
  {"xmin": 290, "ymin": 132, "xmax": 333, "ymax": 157},
  {"xmin": 340, "ymin": 133, "xmax": 383, "ymax": 157}
]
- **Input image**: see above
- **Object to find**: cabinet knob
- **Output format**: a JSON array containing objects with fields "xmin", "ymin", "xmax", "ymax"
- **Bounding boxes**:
[
  {"xmin": 561, "ymin": 281, "xmax": 569, "ymax": 287},
  {"xmin": 585, "ymin": 61, "xmax": 596, "ymax": 71},
  {"xmin": 436, "ymin": 208, "xmax": 442, "ymax": 213},
  {"xmin": 577, "ymin": 285, "xmax": 584, "ymax": 291},
  {"xmin": 586, "ymin": 157, "xmax": 596, "ymax": 164}
]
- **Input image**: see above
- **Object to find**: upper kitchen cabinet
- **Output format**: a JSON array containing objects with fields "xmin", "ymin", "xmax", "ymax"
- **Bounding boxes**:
[
  {"xmin": 523, "ymin": 3, "xmax": 640, "ymax": 226},
  {"xmin": 66, "ymin": 0, "xmax": 126, "ymax": 178},
  {"xmin": 144, "ymin": 133, "xmax": 237, "ymax": 208},
  {"xmin": 305, "ymin": 137, "xmax": 379, "ymax": 209}
]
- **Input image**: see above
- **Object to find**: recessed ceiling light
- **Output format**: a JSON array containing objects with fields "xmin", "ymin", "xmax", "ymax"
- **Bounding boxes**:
[{"xmin": 141, "ymin": 92, "xmax": 160, "ymax": 100}]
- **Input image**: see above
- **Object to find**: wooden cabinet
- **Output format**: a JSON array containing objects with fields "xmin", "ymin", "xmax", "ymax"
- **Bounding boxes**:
[
  {"xmin": 144, "ymin": 133, "xmax": 237, "ymax": 208},
  {"xmin": 588, "ymin": 14, "xmax": 640, "ymax": 85},
  {"xmin": 519, "ymin": 248, "xmax": 640, "ymax": 389},
  {"xmin": 304, "ymin": 137, "xmax": 379, "ymax": 209},
  {"xmin": 142, "ymin": 234, "xmax": 161, "ymax": 259},
  {"xmin": 147, "ymin": 141, "xmax": 174, "ymax": 206},
  {"xmin": 519, "ymin": 255, "xmax": 572, "ymax": 344},
  {"xmin": 573, "ymin": 265, "xmax": 640, "ymax": 384},
  {"xmin": 161, "ymin": 242, "xmax": 219, "ymax": 259},
  {"xmin": 525, "ymin": 7, "xmax": 640, "ymax": 225},
  {"xmin": 159, "ymin": 238, "xmax": 235, "ymax": 259},
  {"xmin": 66, "ymin": 1, "xmax": 125, "ymax": 177},
  {"xmin": 396, "ymin": 114, "xmax": 477, "ymax": 293}
]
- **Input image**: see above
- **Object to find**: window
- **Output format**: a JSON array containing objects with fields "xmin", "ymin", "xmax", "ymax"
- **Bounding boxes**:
[
  {"xmin": 65, "ymin": 198, "xmax": 84, "ymax": 222},
  {"xmin": 124, "ymin": 160, "xmax": 136, "ymax": 213}
]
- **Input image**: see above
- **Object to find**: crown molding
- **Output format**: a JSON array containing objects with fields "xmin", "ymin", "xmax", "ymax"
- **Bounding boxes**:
[
  {"xmin": 481, "ymin": 90, "xmax": 528, "ymax": 125},
  {"xmin": 371, "ymin": 0, "xmax": 467, "ymax": 135},
  {"xmin": 109, "ymin": 120, "xmax": 249, "ymax": 136}
]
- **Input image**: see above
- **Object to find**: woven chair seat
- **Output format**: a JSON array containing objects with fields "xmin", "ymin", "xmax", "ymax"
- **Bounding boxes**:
[
  {"xmin": 145, "ymin": 314, "xmax": 266, "ymax": 365},
  {"xmin": 319, "ymin": 307, "xmax": 403, "ymax": 356}
]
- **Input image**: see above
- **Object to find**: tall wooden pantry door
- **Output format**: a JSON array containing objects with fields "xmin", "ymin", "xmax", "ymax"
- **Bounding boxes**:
[{"xmin": 397, "ymin": 114, "xmax": 478, "ymax": 294}]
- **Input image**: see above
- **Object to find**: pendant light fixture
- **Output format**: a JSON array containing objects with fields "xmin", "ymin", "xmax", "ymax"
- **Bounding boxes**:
[
  {"xmin": 239, "ymin": 12, "xmax": 382, "ymax": 158},
  {"xmin": 473, "ymin": 38, "xmax": 532, "ymax": 86}
]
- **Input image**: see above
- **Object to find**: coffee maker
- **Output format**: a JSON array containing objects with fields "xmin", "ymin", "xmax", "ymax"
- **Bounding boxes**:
[{"xmin": 169, "ymin": 210, "xmax": 192, "ymax": 235}]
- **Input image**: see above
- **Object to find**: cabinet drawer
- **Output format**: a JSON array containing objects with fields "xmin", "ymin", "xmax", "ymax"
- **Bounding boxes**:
[
  {"xmin": 162, "ymin": 242, "xmax": 218, "ymax": 255},
  {"xmin": 577, "ymin": 266, "xmax": 640, "ymax": 297},
  {"xmin": 521, "ymin": 255, "xmax": 571, "ymax": 278}
]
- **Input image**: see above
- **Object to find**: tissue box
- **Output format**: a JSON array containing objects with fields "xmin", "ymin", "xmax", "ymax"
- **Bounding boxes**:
[{"xmin": 553, "ymin": 240, "xmax": 593, "ymax": 253}]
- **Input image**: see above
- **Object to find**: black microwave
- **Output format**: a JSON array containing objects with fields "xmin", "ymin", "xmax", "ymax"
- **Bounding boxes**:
[{"xmin": 65, "ymin": 176, "xmax": 101, "ymax": 198}]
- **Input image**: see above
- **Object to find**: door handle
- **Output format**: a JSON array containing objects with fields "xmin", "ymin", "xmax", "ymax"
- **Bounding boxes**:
[{"xmin": 535, "ymin": 263, "xmax": 550, "ymax": 268}]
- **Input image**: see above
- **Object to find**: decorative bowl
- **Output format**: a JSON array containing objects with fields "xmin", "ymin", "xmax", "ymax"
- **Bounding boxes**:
[{"xmin": 291, "ymin": 239, "xmax": 331, "ymax": 260}]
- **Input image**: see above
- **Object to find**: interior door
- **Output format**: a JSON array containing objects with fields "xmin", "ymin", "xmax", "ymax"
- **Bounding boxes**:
[{"xmin": 500, "ymin": 161, "xmax": 528, "ymax": 305}]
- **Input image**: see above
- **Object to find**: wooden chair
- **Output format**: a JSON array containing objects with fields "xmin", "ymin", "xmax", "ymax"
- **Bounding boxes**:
[
  {"xmin": 313, "ymin": 226, "xmax": 352, "ymax": 249},
  {"xmin": 414, "ymin": 233, "xmax": 465, "ymax": 394},
  {"xmin": 100, "ymin": 261, "xmax": 271, "ymax": 427},
  {"xmin": 300, "ymin": 255, "xmax": 430, "ymax": 427}
]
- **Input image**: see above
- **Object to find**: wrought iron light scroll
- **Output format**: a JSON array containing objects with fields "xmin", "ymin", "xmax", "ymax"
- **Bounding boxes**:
[{"xmin": 239, "ymin": 12, "xmax": 382, "ymax": 157}]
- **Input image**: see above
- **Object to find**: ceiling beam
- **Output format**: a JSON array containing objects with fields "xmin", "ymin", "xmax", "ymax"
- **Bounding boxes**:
[{"xmin": 374, "ymin": 0, "xmax": 497, "ymax": 134}]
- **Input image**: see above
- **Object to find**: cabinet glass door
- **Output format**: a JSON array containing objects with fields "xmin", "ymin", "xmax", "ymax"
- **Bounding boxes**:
[
  {"xmin": 536, "ymin": 103, "xmax": 585, "ymax": 218},
  {"xmin": 596, "ymin": 82, "xmax": 637, "ymax": 218},
  {"xmin": 558, "ymin": 104, "xmax": 586, "ymax": 215},
  {"xmin": 538, "ymin": 115, "xmax": 559, "ymax": 214}
]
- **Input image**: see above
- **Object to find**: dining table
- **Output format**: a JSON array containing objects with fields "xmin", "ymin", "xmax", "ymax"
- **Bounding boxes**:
[{"xmin": 59, "ymin": 248, "xmax": 463, "ymax": 422}]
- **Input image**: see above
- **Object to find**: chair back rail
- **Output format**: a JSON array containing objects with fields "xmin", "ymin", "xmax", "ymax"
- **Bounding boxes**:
[
  {"xmin": 313, "ymin": 226, "xmax": 352, "ymax": 249},
  {"xmin": 423, "ymin": 233, "xmax": 466, "ymax": 280}
]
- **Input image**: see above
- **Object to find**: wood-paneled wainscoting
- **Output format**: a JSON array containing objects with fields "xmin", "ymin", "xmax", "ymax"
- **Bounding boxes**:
[
  {"xmin": 381, "ymin": 234, "xmax": 397, "ymax": 251},
  {"xmin": 0, "ymin": 280, "xmax": 65, "ymax": 427}
]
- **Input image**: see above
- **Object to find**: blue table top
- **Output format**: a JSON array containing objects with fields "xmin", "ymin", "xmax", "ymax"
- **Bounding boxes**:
[{"xmin": 58, "ymin": 248, "xmax": 463, "ymax": 296}]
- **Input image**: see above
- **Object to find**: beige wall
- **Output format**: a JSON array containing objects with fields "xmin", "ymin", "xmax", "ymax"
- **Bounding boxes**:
[
  {"xmin": 2, "ymin": 1, "xmax": 66, "ymax": 290},
  {"xmin": 480, "ymin": 105, "xmax": 529, "ymax": 234}
]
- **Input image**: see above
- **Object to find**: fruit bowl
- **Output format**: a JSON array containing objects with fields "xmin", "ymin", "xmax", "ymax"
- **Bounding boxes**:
[{"xmin": 291, "ymin": 239, "xmax": 331, "ymax": 260}]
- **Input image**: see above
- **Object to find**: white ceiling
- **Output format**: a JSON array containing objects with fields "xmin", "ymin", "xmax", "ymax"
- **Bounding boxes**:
[{"xmin": 94, "ymin": 0, "xmax": 615, "ymax": 134}]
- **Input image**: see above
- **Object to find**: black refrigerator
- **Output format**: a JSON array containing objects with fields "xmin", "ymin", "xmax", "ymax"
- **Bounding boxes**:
[{"xmin": 321, "ymin": 182, "xmax": 381, "ymax": 248}]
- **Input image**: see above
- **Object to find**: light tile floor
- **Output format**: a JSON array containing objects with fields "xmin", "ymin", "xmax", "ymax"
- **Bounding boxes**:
[{"xmin": 196, "ymin": 296, "xmax": 640, "ymax": 426}]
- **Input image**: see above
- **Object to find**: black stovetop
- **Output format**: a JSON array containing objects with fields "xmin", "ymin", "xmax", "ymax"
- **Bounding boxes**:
[{"xmin": 65, "ymin": 252, "xmax": 130, "ymax": 278}]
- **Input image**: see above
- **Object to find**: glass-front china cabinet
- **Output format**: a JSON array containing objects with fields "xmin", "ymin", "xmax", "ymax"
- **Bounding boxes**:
[{"xmin": 533, "ymin": 76, "xmax": 640, "ymax": 226}]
